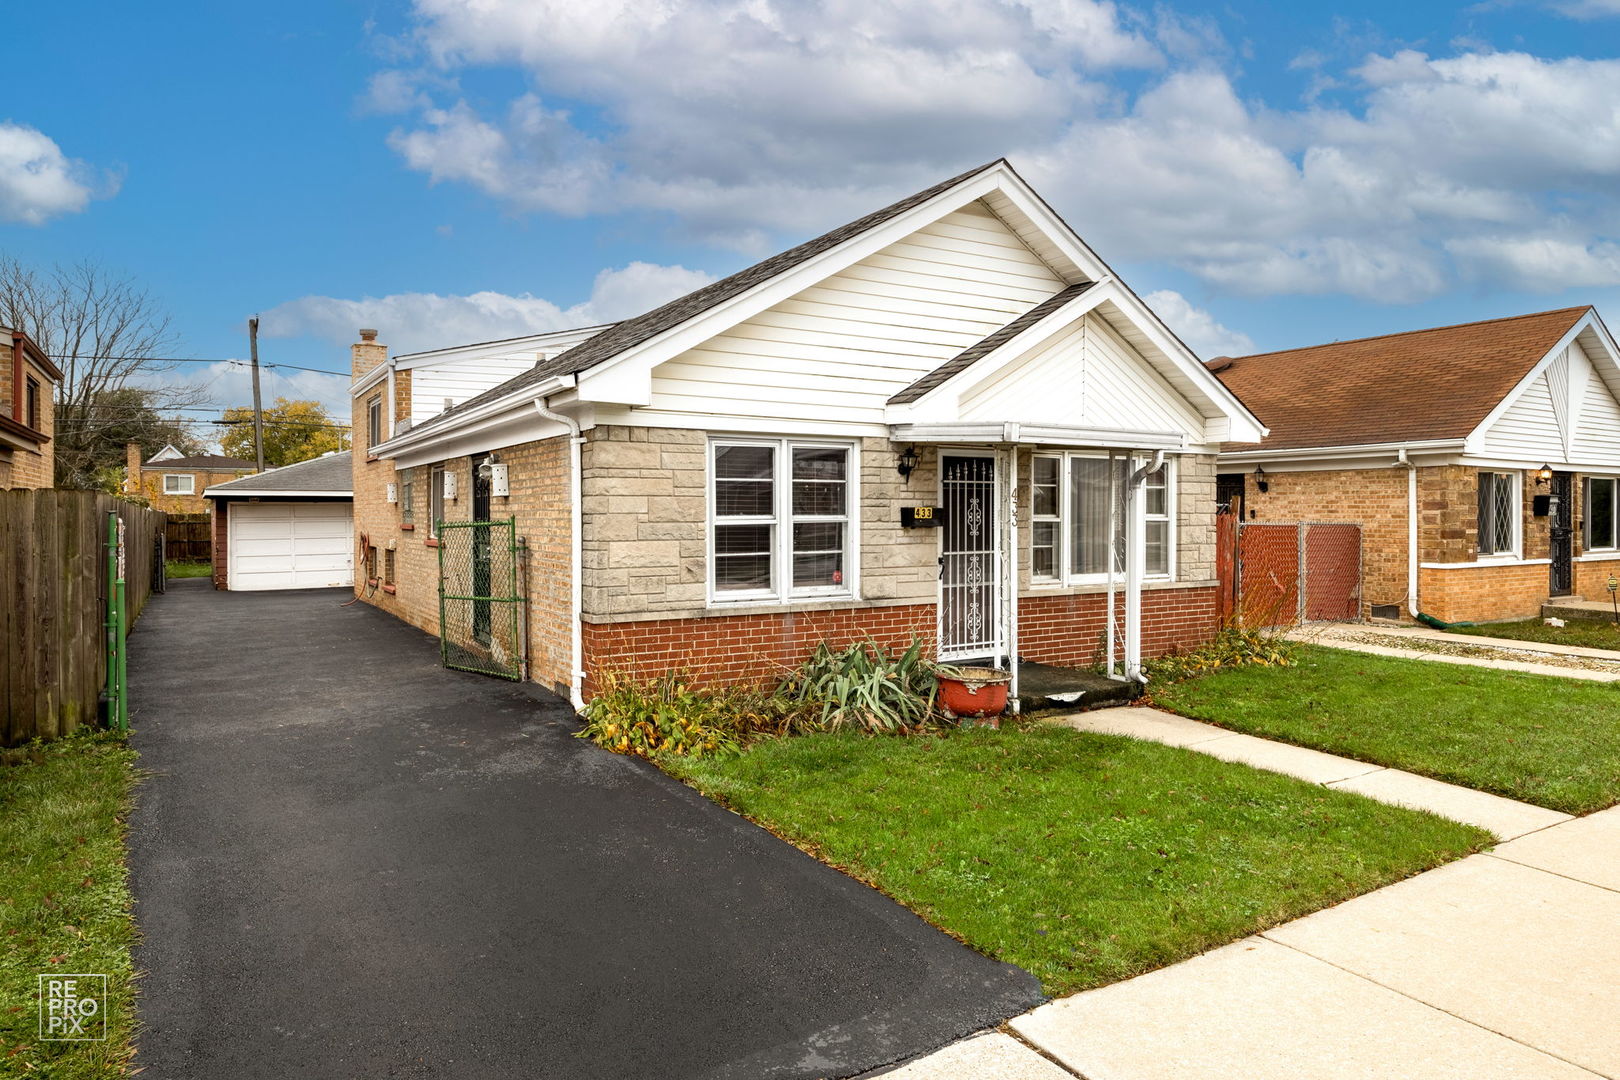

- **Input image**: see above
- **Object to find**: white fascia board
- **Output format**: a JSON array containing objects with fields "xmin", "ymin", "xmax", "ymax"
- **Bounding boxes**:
[
  {"xmin": 1463, "ymin": 311, "xmax": 1595, "ymax": 455},
  {"xmin": 351, "ymin": 360, "xmax": 392, "ymax": 398},
  {"xmin": 885, "ymin": 281, "xmax": 1113, "ymax": 425},
  {"xmin": 890, "ymin": 422, "xmax": 1187, "ymax": 450},
  {"xmin": 1218, "ymin": 439, "xmax": 1466, "ymax": 470},
  {"xmin": 205, "ymin": 488, "xmax": 353, "ymax": 498},
  {"xmin": 390, "ymin": 410, "xmax": 572, "ymax": 469},
  {"xmin": 371, "ymin": 374, "xmax": 575, "ymax": 459},
  {"xmin": 574, "ymin": 163, "xmax": 1052, "ymax": 404}
]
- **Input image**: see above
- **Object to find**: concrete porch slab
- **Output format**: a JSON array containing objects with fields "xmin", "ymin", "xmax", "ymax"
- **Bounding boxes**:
[
  {"xmin": 1193, "ymin": 732, "xmax": 1385, "ymax": 784},
  {"xmin": 1328, "ymin": 768, "xmax": 1572, "ymax": 840},
  {"xmin": 1010, "ymin": 936, "xmax": 1595, "ymax": 1080},
  {"xmin": 1051, "ymin": 706, "xmax": 1232, "ymax": 748},
  {"xmin": 1265, "ymin": 855, "xmax": 1620, "ymax": 1079},
  {"xmin": 875, "ymin": 1033, "xmax": 1074, "ymax": 1080},
  {"xmin": 1490, "ymin": 804, "xmax": 1620, "ymax": 891}
]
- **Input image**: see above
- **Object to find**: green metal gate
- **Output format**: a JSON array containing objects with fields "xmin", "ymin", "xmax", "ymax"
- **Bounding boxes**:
[{"xmin": 437, "ymin": 517, "xmax": 526, "ymax": 679}]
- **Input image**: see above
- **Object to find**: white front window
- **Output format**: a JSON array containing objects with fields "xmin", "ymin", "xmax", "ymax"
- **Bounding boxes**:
[
  {"xmin": 1032, "ymin": 452, "xmax": 1174, "ymax": 584},
  {"xmin": 709, "ymin": 438, "xmax": 855, "ymax": 603},
  {"xmin": 1477, "ymin": 471, "xmax": 1520, "ymax": 557},
  {"xmin": 163, "ymin": 474, "xmax": 194, "ymax": 495}
]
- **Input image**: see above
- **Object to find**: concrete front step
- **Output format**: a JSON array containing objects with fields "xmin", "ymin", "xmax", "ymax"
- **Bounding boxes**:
[{"xmin": 1541, "ymin": 598, "xmax": 1620, "ymax": 621}]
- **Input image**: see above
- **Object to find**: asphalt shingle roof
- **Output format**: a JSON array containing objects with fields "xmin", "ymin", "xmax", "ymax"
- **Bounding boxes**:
[
  {"xmin": 888, "ymin": 282, "xmax": 1092, "ymax": 405},
  {"xmin": 405, "ymin": 159, "xmax": 1008, "ymax": 437},
  {"xmin": 1215, "ymin": 307, "xmax": 1590, "ymax": 452},
  {"xmin": 205, "ymin": 451, "xmax": 352, "ymax": 494}
]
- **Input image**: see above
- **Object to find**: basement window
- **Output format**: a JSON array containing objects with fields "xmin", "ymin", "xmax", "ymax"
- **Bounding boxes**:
[
  {"xmin": 366, "ymin": 545, "xmax": 378, "ymax": 583},
  {"xmin": 1587, "ymin": 477, "xmax": 1617, "ymax": 551},
  {"xmin": 163, "ymin": 474, "xmax": 195, "ymax": 495},
  {"xmin": 1476, "ymin": 471, "xmax": 1520, "ymax": 557},
  {"xmin": 384, "ymin": 547, "xmax": 396, "ymax": 587}
]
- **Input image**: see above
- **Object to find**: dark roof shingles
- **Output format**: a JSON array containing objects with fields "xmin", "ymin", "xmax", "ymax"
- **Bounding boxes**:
[
  {"xmin": 205, "ymin": 451, "xmax": 352, "ymax": 494},
  {"xmin": 1215, "ymin": 307, "xmax": 1590, "ymax": 452},
  {"xmin": 888, "ymin": 283, "xmax": 1092, "ymax": 405}
]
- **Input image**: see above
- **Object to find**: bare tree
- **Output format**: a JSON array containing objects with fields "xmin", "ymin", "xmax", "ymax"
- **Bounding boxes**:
[{"xmin": 0, "ymin": 257, "xmax": 208, "ymax": 488}]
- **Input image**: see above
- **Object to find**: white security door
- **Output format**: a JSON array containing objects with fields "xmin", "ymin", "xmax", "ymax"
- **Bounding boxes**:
[
  {"xmin": 228, "ymin": 503, "xmax": 354, "ymax": 590},
  {"xmin": 939, "ymin": 454, "xmax": 999, "ymax": 659}
]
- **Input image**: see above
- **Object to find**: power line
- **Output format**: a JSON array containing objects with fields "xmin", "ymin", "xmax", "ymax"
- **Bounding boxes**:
[{"xmin": 45, "ymin": 353, "xmax": 350, "ymax": 377}]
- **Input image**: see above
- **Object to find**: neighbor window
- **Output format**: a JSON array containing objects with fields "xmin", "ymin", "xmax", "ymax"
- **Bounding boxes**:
[
  {"xmin": 429, "ymin": 465, "xmax": 445, "ymax": 539},
  {"xmin": 1033, "ymin": 453, "xmax": 1173, "ymax": 583},
  {"xmin": 163, "ymin": 474, "xmax": 194, "ymax": 495},
  {"xmin": 367, "ymin": 394, "xmax": 383, "ymax": 450},
  {"xmin": 25, "ymin": 376, "xmax": 40, "ymax": 431},
  {"xmin": 400, "ymin": 470, "xmax": 415, "ymax": 525},
  {"xmin": 1477, "ymin": 471, "xmax": 1519, "ymax": 557},
  {"xmin": 366, "ymin": 545, "xmax": 378, "ymax": 582},
  {"xmin": 1586, "ymin": 477, "xmax": 1618, "ymax": 551},
  {"xmin": 384, "ymin": 547, "xmax": 396, "ymax": 586},
  {"xmin": 710, "ymin": 438, "xmax": 854, "ymax": 601}
]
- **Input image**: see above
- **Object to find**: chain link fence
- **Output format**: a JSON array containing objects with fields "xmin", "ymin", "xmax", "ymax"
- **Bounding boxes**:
[
  {"xmin": 1234, "ymin": 521, "xmax": 1362, "ymax": 628},
  {"xmin": 437, "ymin": 518, "xmax": 525, "ymax": 680}
]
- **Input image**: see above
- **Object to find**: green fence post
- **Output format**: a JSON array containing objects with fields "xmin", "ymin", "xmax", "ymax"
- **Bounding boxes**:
[{"xmin": 105, "ymin": 512, "xmax": 117, "ymax": 720}]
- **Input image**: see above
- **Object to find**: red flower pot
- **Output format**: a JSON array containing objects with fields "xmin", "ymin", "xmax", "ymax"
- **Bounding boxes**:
[{"xmin": 937, "ymin": 667, "xmax": 1011, "ymax": 727}]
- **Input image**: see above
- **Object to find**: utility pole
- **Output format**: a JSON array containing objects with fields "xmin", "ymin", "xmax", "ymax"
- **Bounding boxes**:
[{"xmin": 248, "ymin": 315, "xmax": 265, "ymax": 472}]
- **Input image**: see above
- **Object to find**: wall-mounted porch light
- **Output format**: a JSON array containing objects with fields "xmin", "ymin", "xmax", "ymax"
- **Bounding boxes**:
[
  {"xmin": 1535, "ymin": 464, "xmax": 1554, "ymax": 485},
  {"xmin": 896, "ymin": 445, "xmax": 920, "ymax": 480},
  {"xmin": 1254, "ymin": 465, "xmax": 1269, "ymax": 493}
]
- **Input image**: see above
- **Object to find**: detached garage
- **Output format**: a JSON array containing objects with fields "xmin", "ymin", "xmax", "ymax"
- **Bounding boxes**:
[{"xmin": 204, "ymin": 451, "xmax": 354, "ymax": 591}]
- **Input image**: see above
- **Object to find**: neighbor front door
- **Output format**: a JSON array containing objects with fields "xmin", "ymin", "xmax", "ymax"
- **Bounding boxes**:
[
  {"xmin": 939, "ymin": 453, "xmax": 999, "ymax": 660},
  {"xmin": 1551, "ymin": 471, "xmax": 1574, "ymax": 597}
]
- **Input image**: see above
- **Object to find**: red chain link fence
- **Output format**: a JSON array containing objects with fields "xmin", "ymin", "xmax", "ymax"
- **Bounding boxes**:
[{"xmin": 1217, "ymin": 512, "xmax": 1362, "ymax": 628}]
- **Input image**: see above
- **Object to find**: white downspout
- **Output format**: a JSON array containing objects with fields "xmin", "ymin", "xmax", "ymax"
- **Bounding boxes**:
[
  {"xmin": 1399, "ymin": 447, "xmax": 1419, "ymax": 619},
  {"xmin": 1004, "ymin": 444, "xmax": 1020, "ymax": 712},
  {"xmin": 1125, "ymin": 450, "xmax": 1166, "ymax": 684},
  {"xmin": 533, "ymin": 398, "xmax": 586, "ymax": 711}
]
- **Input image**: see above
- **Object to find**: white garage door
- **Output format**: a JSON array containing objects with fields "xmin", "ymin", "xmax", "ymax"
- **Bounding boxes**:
[{"xmin": 228, "ymin": 502, "xmax": 354, "ymax": 591}]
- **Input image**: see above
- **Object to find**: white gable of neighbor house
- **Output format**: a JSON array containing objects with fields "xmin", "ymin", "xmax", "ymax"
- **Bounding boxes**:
[
  {"xmin": 958, "ymin": 308, "xmax": 1206, "ymax": 437},
  {"xmin": 634, "ymin": 200, "xmax": 1067, "ymax": 431},
  {"xmin": 1477, "ymin": 336, "xmax": 1620, "ymax": 468}
]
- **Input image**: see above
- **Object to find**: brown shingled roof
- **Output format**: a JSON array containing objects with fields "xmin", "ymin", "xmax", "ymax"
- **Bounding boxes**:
[{"xmin": 1216, "ymin": 307, "xmax": 1589, "ymax": 452}]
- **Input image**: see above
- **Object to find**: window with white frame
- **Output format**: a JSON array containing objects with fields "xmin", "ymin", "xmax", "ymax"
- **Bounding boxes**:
[
  {"xmin": 1033, "ymin": 453, "xmax": 1173, "ymax": 583},
  {"xmin": 163, "ymin": 473, "xmax": 194, "ymax": 495},
  {"xmin": 1476, "ymin": 471, "xmax": 1519, "ymax": 557},
  {"xmin": 710, "ymin": 439, "xmax": 854, "ymax": 601},
  {"xmin": 1586, "ymin": 477, "xmax": 1617, "ymax": 551},
  {"xmin": 429, "ymin": 464, "xmax": 445, "ymax": 539},
  {"xmin": 367, "ymin": 394, "xmax": 383, "ymax": 450}
]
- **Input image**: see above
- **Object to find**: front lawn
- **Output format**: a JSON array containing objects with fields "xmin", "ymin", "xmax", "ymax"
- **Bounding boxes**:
[
  {"xmin": 1155, "ymin": 644, "xmax": 1620, "ymax": 814},
  {"xmin": 0, "ymin": 733, "xmax": 139, "ymax": 1077},
  {"xmin": 1448, "ymin": 616, "xmax": 1620, "ymax": 652},
  {"xmin": 670, "ymin": 725, "xmax": 1485, "ymax": 996}
]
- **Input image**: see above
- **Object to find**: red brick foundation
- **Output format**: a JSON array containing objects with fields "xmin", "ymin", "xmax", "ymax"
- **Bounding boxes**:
[{"xmin": 1017, "ymin": 586, "xmax": 1221, "ymax": 667}]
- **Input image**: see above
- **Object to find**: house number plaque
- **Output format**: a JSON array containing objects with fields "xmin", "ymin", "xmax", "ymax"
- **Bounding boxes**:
[{"xmin": 902, "ymin": 506, "xmax": 942, "ymax": 528}]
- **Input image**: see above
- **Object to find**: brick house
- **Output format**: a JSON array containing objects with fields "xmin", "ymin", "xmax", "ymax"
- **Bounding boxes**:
[
  {"xmin": 351, "ymin": 160, "xmax": 1265, "ymax": 706},
  {"xmin": 124, "ymin": 442, "xmax": 256, "ymax": 513},
  {"xmin": 1214, "ymin": 307, "xmax": 1620, "ymax": 624},
  {"xmin": 0, "ymin": 326, "xmax": 59, "ymax": 489}
]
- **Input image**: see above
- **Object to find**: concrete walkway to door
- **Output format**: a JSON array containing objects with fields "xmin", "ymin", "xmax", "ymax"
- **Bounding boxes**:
[{"xmin": 127, "ymin": 582, "xmax": 1041, "ymax": 1079}]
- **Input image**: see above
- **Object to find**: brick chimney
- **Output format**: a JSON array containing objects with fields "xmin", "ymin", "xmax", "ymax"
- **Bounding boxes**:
[
  {"xmin": 351, "ymin": 328, "xmax": 387, "ymax": 382},
  {"xmin": 125, "ymin": 442, "xmax": 142, "ymax": 492}
]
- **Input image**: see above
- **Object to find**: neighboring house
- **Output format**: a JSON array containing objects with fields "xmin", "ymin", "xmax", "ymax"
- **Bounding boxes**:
[
  {"xmin": 1214, "ymin": 306, "xmax": 1620, "ymax": 624},
  {"xmin": 203, "ymin": 451, "xmax": 354, "ymax": 591},
  {"xmin": 0, "ymin": 327, "xmax": 60, "ymax": 489},
  {"xmin": 125, "ymin": 442, "xmax": 256, "ymax": 513},
  {"xmin": 352, "ymin": 159, "xmax": 1265, "ymax": 705}
]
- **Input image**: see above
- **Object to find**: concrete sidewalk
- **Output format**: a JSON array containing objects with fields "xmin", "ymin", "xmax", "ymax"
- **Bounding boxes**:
[
  {"xmin": 1055, "ymin": 706, "xmax": 1570, "ymax": 840},
  {"xmin": 1286, "ymin": 624, "xmax": 1620, "ymax": 682},
  {"xmin": 884, "ymin": 788, "xmax": 1620, "ymax": 1079}
]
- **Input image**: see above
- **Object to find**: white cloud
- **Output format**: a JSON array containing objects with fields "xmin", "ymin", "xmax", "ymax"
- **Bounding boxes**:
[
  {"xmin": 260, "ymin": 261, "xmax": 714, "ymax": 353},
  {"xmin": 1546, "ymin": 0, "xmax": 1620, "ymax": 17},
  {"xmin": 1143, "ymin": 290, "xmax": 1255, "ymax": 358},
  {"xmin": 0, "ymin": 122, "xmax": 114, "ymax": 225},
  {"xmin": 374, "ymin": 3, "xmax": 1620, "ymax": 301}
]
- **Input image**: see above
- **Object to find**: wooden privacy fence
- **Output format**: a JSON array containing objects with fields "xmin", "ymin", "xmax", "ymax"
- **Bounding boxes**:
[
  {"xmin": 165, "ymin": 512, "xmax": 212, "ymax": 562},
  {"xmin": 1, "ymin": 489, "xmax": 166, "ymax": 746}
]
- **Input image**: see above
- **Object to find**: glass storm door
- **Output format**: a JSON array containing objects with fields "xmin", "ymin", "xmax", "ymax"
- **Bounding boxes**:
[{"xmin": 940, "ymin": 454, "xmax": 999, "ymax": 659}]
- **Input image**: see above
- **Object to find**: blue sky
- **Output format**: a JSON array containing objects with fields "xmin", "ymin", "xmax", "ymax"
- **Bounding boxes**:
[{"xmin": 4, "ymin": 0, "xmax": 1618, "ymax": 433}]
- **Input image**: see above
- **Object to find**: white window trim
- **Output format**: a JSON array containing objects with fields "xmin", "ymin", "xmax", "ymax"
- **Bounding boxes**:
[
  {"xmin": 1030, "ymin": 454, "xmax": 1062, "ymax": 584},
  {"xmin": 367, "ymin": 394, "xmax": 383, "ymax": 450},
  {"xmin": 1585, "ymin": 476, "xmax": 1618, "ymax": 553},
  {"xmin": 1476, "ymin": 470, "xmax": 1523, "ymax": 560},
  {"xmin": 1029, "ymin": 451, "xmax": 1176, "ymax": 587},
  {"xmin": 706, "ymin": 436, "xmax": 860, "ymax": 606},
  {"xmin": 428, "ymin": 464, "xmax": 445, "ymax": 540},
  {"xmin": 163, "ymin": 473, "xmax": 195, "ymax": 495}
]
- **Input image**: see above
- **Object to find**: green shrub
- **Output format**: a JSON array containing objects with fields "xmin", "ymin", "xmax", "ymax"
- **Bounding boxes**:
[
  {"xmin": 1146, "ymin": 626, "xmax": 1297, "ymax": 684},
  {"xmin": 577, "ymin": 672, "xmax": 777, "ymax": 759},
  {"xmin": 773, "ymin": 638, "xmax": 939, "ymax": 733}
]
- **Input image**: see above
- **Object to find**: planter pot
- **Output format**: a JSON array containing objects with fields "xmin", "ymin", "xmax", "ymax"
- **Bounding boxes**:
[{"xmin": 937, "ymin": 667, "xmax": 1012, "ymax": 728}]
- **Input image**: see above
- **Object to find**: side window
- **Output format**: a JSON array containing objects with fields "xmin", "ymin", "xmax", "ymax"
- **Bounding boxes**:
[
  {"xmin": 429, "ymin": 465, "xmax": 446, "ymax": 539},
  {"xmin": 367, "ymin": 395, "xmax": 383, "ymax": 450},
  {"xmin": 400, "ymin": 471, "xmax": 415, "ymax": 526},
  {"xmin": 1031, "ymin": 456, "xmax": 1061, "ymax": 581},
  {"xmin": 1477, "ymin": 471, "xmax": 1518, "ymax": 556},
  {"xmin": 1586, "ymin": 477, "xmax": 1617, "ymax": 551}
]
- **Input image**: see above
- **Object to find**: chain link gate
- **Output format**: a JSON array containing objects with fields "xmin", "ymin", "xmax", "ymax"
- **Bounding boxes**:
[
  {"xmin": 437, "ymin": 517, "xmax": 526, "ymax": 679},
  {"xmin": 1234, "ymin": 521, "xmax": 1362, "ymax": 628}
]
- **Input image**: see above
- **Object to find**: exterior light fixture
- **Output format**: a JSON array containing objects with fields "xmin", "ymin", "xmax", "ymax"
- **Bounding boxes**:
[
  {"xmin": 1536, "ymin": 464, "xmax": 1554, "ymax": 485},
  {"xmin": 1254, "ymin": 465, "xmax": 1269, "ymax": 493},
  {"xmin": 896, "ymin": 445, "xmax": 920, "ymax": 480}
]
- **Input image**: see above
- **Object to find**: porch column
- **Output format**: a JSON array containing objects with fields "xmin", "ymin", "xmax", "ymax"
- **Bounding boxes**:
[{"xmin": 1001, "ymin": 444, "xmax": 1019, "ymax": 707}]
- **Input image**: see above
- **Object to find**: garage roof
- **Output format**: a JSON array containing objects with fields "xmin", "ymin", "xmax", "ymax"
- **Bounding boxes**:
[{"xmin": 204, "ymin": 451, "xmax": 352, "ymax": 497}]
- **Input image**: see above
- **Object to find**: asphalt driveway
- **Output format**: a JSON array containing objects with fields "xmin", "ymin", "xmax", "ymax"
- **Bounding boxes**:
[{"xmin": 127, "ymin": 582, "xmax": 1040, "ymax": 1079}]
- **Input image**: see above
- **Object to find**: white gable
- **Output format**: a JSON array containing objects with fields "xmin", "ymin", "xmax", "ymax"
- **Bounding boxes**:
[
  {"xmin": 638, "ymin": 201, "xmax": 1066, "ymax": 430},
  {"xmin": 958, "ymin": 311, "xmax": 1205, "ymax": 436},
  {"xmin": 404, "ymin": 325, "xmax": 610, "ymax": 426},
  {"xmin": 1478, "ymin": 337, "xmax": 1620, "ymax": 468}
]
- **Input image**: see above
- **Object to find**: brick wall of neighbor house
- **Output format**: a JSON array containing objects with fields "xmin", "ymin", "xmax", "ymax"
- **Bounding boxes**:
[
  {"xmin": 132, "ymin": 469, "xmax": 252, "ymax": 514},
  {"xmin": 0, "ymin": 340, "xmax": 56, "ymax": 489},
  {"xmin": 1419, "ymin": 563, "xmax": 1551, "ymax": 623}
]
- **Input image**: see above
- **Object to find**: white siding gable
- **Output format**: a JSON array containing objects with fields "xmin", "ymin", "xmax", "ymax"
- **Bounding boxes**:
[
  {"xmin": 957, "ymin": 311, "xmax": 1206, "ymax": 437},
  {"xmin": 1480, "ymin": 340, "xmax": 1620, "ymax": 467},
  {"xmin": 411, "ymin": 355, "xmax": 544, "ymax": 425},
  {"xmin": 641, "ymin": 200, "xmax": 1066, "ymax": 429}
]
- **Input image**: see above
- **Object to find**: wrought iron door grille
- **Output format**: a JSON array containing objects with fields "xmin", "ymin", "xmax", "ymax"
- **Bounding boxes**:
[
  {"xmin": 438, "ymin": 517, "xmax": 525, "ymax": 679},
  {"xmin": 940, "ymin": 455, "xmax": 998, "ymax": 658}
]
